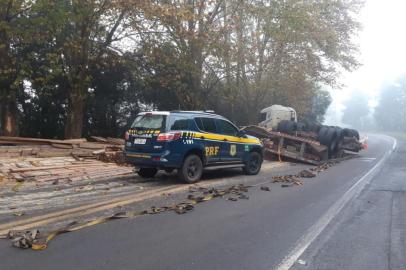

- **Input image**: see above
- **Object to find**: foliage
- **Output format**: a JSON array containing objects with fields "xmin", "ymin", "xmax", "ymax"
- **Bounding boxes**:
[
  {"xmin": 1, "ymin": 0, "xmax": 362, "ymax": 138},
  {"xmin": 374, "ymin": 75, "xmax": 406, "ymax": 132},
  {"xmin": 342, "ymin": 90, "xmax": 370, "ymax": 129}
]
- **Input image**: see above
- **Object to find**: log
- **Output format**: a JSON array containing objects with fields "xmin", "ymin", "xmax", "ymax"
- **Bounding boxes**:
[{"xmin": 0, "ymin": 136, "xmax": 82, "ymax": 145}]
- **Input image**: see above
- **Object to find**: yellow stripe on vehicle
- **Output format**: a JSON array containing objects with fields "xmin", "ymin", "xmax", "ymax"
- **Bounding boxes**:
[
  {"xmin": 192, "ymin": 132, "xmax": 260, "ymax": 144},
  {"xmin": 126, "ymin": 154, "xmax": 151, "ymax": 158}
]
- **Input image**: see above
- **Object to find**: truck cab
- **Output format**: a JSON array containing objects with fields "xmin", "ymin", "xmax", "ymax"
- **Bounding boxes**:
[{"xmin": 259, "ymin": 105, "xmax": 297, "ymax": 130}]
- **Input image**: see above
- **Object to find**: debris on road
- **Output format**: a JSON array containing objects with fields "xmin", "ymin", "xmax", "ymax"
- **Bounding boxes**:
[
  {"xmin": 272, "ymin": 175, "xmax": 303, "ymax": 186},
  {"xmin": 6, "ymin": 184, "xmax": 251, "ymax": 250},
  {"xmin": 310, "ymin": 161, "xmax": 339, "ymax": 173},
  {"xmin": 260, "ymin": 186, "xmax": 271, "ymax": 191},
  {"xmin": 298, "ymin": 169, "xmax": 317, "ymax": 178}
]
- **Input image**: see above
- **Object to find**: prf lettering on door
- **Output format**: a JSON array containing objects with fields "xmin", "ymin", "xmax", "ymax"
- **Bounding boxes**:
[{"xmin": 205, "ymin": 146, "xmax": 219, "ymax": 156}]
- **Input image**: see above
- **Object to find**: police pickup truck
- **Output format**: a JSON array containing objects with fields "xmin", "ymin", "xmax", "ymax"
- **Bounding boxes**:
[{"xmin": 124, "ymin": 111, "xmax": 263, "ymax": 183}]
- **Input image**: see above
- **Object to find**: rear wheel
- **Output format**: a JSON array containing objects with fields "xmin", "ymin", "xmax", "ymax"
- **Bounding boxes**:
[
  {"xmin": 178, "ymin": 154, "xmax": 203, "ymax": 183},
  {"xmin": 243, "ymin": 151, "xmax": 263, "ymax": 175},
  {"xmin": 138, "ymin": 168, "xmax": 158, "ymax": 178},
  {"xmin": 350, "ymin": 129, "xmax": 360, "ymax": 140}
]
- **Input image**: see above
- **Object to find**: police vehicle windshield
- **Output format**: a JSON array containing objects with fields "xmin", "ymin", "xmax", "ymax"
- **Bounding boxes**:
[{"xmin": 131, "ymin": 114, "xmax": 165, "ymax": 130}]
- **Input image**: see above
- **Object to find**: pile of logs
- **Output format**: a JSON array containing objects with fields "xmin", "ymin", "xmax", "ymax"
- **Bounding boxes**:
[
  {"xmin": 0, "ymin": 136, "xmax": 131, "ymax": 183},
  {"xmin": 0, "ymin": 157, "xmax": 134, "ymax": 183},
  {"xmin": 0, "ymin": 136, "xmax": 125, "ymax": 163}
]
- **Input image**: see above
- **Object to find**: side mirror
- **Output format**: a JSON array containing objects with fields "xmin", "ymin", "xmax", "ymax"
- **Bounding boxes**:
[{"xmin": 237, "ymin": 130, "xmax": 247, "ymax": 138}]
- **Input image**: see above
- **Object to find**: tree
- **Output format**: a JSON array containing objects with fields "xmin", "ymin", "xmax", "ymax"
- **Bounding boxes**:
[
  {"xmin": 137, "ymin": 1, "xmax": 226, "ymax": 109},
  {"xmin": 0, "ymin": 0, "xmax": 36, "ymax": 136},
  {"xmin": 374, "ymin": 75, "xmax": 406, "ymax": 131},
  {"xmin": 52, "ymin": 0, "xmax": 131, "ymax": 138},
  {"xmin": 342, "ymin": 91, "xmax": 370, "ymax": 129}
]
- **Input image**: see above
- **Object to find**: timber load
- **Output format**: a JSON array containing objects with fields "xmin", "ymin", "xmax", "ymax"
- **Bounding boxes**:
[{"xmin": 0, "ymin": 136, "xmax": 125, "ymax": 163}]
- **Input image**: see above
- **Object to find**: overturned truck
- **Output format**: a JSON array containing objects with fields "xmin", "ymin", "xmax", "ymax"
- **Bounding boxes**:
[{"xmin": 243, "ymin": 105, "xmax": 365, "ymax": 165}]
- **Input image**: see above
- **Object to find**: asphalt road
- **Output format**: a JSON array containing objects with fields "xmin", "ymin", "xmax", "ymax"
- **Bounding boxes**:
[{"xmin": 0, "ymin": 134, "xmax": 401, "ymax": 270}]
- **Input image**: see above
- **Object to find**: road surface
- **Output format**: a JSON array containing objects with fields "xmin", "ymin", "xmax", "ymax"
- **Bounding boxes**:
[{"xmin": 0, "ymin": 134, "xmax": 402, "ymax": 270}]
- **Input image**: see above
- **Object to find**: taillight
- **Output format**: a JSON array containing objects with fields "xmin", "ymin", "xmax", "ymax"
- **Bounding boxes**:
[
  {"xmin": 124, "ymin": 131, "xmax": 129, "ymax": 140},
  {"xmin": 157, "ymin": 132, "xmax": 181, "ymax": 142}
]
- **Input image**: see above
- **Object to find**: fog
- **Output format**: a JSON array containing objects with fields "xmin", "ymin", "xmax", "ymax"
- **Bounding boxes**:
[{"xmin": 325, "ymin": 0, "xmax": 406, "ymax": 131}]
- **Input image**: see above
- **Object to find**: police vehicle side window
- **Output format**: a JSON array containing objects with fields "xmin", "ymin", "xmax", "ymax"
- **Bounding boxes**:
[
  {"xmin": 217, "ymin": 119, "xmax": 238, "ymax": 136},
  {"xmin": 169, "ymin": 116, "xmax": 190, "ymax": 130},
  {"xmin": 195, "ymin": 117, "xmax": 217, "ymax": 133}
]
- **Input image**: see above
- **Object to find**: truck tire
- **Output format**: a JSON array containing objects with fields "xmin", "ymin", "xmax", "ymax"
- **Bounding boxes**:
[
  {"xmin": 350, "ymin": 129, "xmax": 360, "ymax": 140},
  {"xmin": 138, "ymin": 168, "xmax": 158, "ymax": 178},
  {"xmin": 317, "ymin": 126, "xmax": 330, "ymax": 145},
  {"xmin": 277, "ymin": 120, "xmax": 289, "ymax": 132},
  {"xmin": 335, "ymin": 127, "xmax": 344, "ymax": 140},
  {"xmin": 277, "ymin": 120, "xmax": 296, "ymax": 133},
  {"xmin": 328, "ymin": 128, "xmax": 339, "ymax": 153},
  {"xmin": 296, "ymin": 122, "xmax": 306, "ymax": 132},
  {"xmin": 318, "ymin": 126, "xmax": 338, "ymax": 156},
  {"xmin": 243, "ymin": 151, "xmax": 263, "ymax": 175},
  {"xmin": 343, "ymin": 128, "xmax": 360, "ymax": 140},
  {"xmin": 343, "ymin": 128, "xmax": 352, "ymax": 137},
  {"xmin": 178, "ymin": 154, "xmax": 203, "ymax": 183}
]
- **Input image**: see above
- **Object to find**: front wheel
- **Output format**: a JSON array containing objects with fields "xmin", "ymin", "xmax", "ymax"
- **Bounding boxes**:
[
  {"xmin": 243, "ymin": 151, "xmax": 263, "ymax": 175},
  {"xmin": 178, "ymin": 154, "xmax": 203, "ymax": 183},
  {"xmin": 138, "ymin": 168, "xmax": 158, "ymax": 178}
]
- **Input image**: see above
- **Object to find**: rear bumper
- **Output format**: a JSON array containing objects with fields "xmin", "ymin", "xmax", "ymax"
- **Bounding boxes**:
[{"xmin": 124, "ymin": 150, "xmax": 181, "ymax": 168}]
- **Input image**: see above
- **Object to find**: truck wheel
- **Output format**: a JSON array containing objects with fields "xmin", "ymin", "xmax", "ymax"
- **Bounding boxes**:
[
  {"xmin": 178, "ymin": 154, "xmax": 203, "ymax": 183},
  {"xmin": 277, "ymin": 120, "xmax": 289, "ymax": 132},
  {"xmin": 350, "ymin": 129, "xmax": 360, "ymax": 140},
  {"xmin": 278, "ymin": 120, "xmax": 296, "ymax": 133},
  {"xmin": 296, "ymin": 122, "xmax": 306, "ymax": 132},
  {"xmin": 317, "ymin": 126, "xmax": 330, "ymax": 145},
  {"xmin": 335, "ymin": 127, "xmax": 344, "ymax": 140},
  {"xmin": 138, "ymin": 168, "xmax": 158, "ymax": 178},
  {"xmin": 243, "ymin": 151, "xmax": 263, "ymax": 175}
]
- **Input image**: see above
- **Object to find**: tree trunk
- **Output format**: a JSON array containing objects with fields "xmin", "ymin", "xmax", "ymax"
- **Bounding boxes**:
[
  {"xmin": 64, "ymin": 86, "xmax": 85, "ymax": 139},
  {"xmin": 0, "ymin": 89, "xmax": 18, "ymax": 136}
]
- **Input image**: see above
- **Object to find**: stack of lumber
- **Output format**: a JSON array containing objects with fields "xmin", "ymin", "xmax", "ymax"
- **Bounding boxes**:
[
  {"xmin": 0, "ymin": 136, "xmax": 125, "ymax": 163},
  {"xmin": 0, "ymin": 157, "xmax": 134, "ymax": 183}
]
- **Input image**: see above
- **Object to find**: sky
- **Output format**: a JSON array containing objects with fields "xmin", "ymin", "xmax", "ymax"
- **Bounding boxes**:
[{"xmin": 325, "ymin": 0, "xmax": 406, "ymax": 124}]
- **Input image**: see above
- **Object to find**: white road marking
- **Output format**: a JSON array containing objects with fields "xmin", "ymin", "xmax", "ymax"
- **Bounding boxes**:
[
  {"xmin": 274, "ymin": 136, "xmax": 397, "ymax": 270},
  {"xmin": 357, "ymin": 157, "xmax": 376, "ymax": 162}
]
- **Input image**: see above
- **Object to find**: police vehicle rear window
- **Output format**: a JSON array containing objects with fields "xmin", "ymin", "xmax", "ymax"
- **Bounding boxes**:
[{"xmin": 131, "ymin": 114, "xmax": 165, "ymax": 130}]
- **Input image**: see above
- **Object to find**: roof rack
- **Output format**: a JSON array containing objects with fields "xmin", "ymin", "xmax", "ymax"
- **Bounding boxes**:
[{"xmin": 170, "ymin": 110, "xmax": 216, "ymax": 114}]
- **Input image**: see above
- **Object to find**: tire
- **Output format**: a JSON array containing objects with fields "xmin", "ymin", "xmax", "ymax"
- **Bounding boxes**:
[
  {"xmin": 277, "ymin": 120, "xmax": 296, "ymax": 133},
  {"xmin": 277, "ymin": 120, "xmax": 289, "ymax": 132},
  {"xmin": 350, "ymin": 129, "xmax": 360, "ymax": 140},
  {"xmin": 335, "ymin": 127, "xmax": 344, "ymax": 140},
  {"xmin": 317, "ymin": 126, "xmax": 330, "ymax": 145},
  {"xmin": 296, "ymin": 122, "xmax": 306, "ymax": 132},
  {"xmin": 343, "ymin": 128, "xmax": 360, "ymax": 140},
  {"xmin": 243, "ymin": 151, "xmax": 263, "ymax": 175},
  {"xmin": 343, "ymin": 128, "xmax": 352, "ymax": 137},
  {"xmin": 178, "ymin": 154, "xmax": 203, "ymax": 183},
  {"xmin": 138, "ymin": 168, "xmax": 158, "ymax": 178}
]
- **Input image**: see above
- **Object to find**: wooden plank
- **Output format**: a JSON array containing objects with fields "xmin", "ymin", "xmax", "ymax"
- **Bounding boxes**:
[
  {"xmin": 106, "ymin": 137, "xmax": 124, "ymax": 145},
  {"xmin": 62, "ymin": 138, "xmax": 87, "ymax": 144},
  {"xmin": 79, "ymin": 142, "xmax": 107, "ymax": 149},
  {"xmin": 0, "ymin": 136, "xmax": 82, "ymax": 145},
  {"xmin": 51, "ymin": 143, "xmax": 74, "ymax": 149},
  {"xmin": 90, "ymin": 136, "xmax": 108, "ymax": 143}
]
